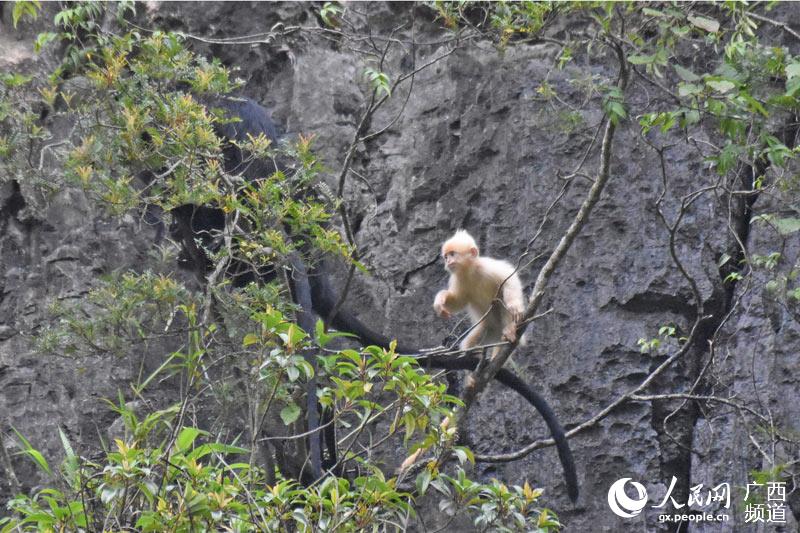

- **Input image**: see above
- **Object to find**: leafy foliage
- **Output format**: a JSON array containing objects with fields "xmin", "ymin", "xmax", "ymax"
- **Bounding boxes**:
[
  {"xmin": 422, "ymin": 0, "xmax": 800, "ymax": 519},
  {"xmin": 1, "ymin": 3, "xmax": 561, "ymax": 531},
  {"xmin": 11, "ymin": 0, "xmax": 798, "ymax": 529}
]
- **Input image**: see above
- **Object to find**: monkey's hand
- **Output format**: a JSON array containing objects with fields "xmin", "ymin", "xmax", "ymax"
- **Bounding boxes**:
[{"xmin": 434, "ymin": 291, "xmax": 452, "ymax": 319}]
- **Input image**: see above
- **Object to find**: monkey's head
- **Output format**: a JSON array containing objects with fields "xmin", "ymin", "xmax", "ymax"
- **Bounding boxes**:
[{"xmin": 441, "ymin": 230, "xmax": 478, "ymax": 273}]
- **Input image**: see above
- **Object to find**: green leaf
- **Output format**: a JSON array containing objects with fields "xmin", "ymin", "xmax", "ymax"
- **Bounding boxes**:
[
  {"xmin": 243, "ymin": 333, "xmax": 260, "ymax": 347},
  {"xmin": 58, "ymin": 428, "xmax": 79, "ymax": 487},
  {"xmin": 688, "ymin": 15, "xmax": 719, "ymax": 33},
  {"xmin": 681, "ymin": 109, "xmax": 700, "ymax": 127},
  {"xmin": 678, "ymin": 83, "xmax": 702, "ymax": 97},
  {"xmin": 134, "ymin": 350, "xmax": 181, "ymax": 394},
  {"xmin": 12, "ymin": 428, "xmax": 51, "ymax": 475},
  {"xmin": 287, "ymin": 323, "xmax": 306, "ymax": 345},
  {"xmin": 786, "ymin": 75, "xmax": 800, "ymax": 97},
  {"xmin": 1, "ymin": 73, "xmax": 33, "ymax": 87},
  {"xmin": 724, "ymin": 272, "xmax": 742, "ymax": 283},
  {"xmin": 416, "ymin": 469, "xmax": 433, "ymax": 495},
  {"xmin": 187, "ymin": 442, "xmax": 249, "ymax": 460},
  {"xmin": 607, "ymin": 102, "xmax": 626, "ymax": 124},
  {"xmin": 715, "ymin": 143, "xmax": 740, "ymax": 175},
  {"xmin": 19, "ymin": 513, "xmax": 55, "ymax": 527},
  {"xmin": 297, "ymin": 359, "xmax": 315, "ymax": 380},
  {"xmin": 753, "ymin": 215, "xmax": 800, "ymax": 235},
  {"xmin": 12, "ymin": 1, "xmax": 41, "ymax": 28},
  {"xmin": 363, "ymin": 68, "xmax": 391, "ymax": 98},
  {"xmin": 659, "ymin": 112, "xmax": 676, "ymax": 133},
  {"xmin": 627, "ymin": 54, "xmax": 654, "ymax": 65},
  {"xmin": 642, "ymin": 7, "xmax": 664, "ymax": 17},
  {"xmin": 674, "ymin": 64, "xmax": 700, "ymax": 82},
  {"xmin": 706, "ymin": 80, "xmax": 735, "ymax": 93},
  {"xmin": 176, "ymin": 427, "xmax": 202, "ymax": 452},
  {"xmin": 315, "ymin": 319, "xmax": 326, "ymax": 343},
  {"xmin": 453, "ymin": 446, "xmax": 474, "ymax": 465},
  {"xmin": 280, "ymin": 402, "xmax": 302, "ymax": 425},
  {"xmin": 740, "ymin": 93, "xmax": 768, "ymax": 117},
  {"xmin": 538, "ymin": 508, "xmax": 562, "ymax": 528},
  {"xmin": 319, "ymin": 2, "xmax": 342, "ymax": 28},
  {"xmin": 100, "ymin": 486, "xmax": 120, "ymax": 504},
  {"xmin": 786, "ymin": 62, "xmax": 800, "ymax": 79},
  {"xmin": 34, "ymin": 32, "xmax": 58, "ymax": 53}
]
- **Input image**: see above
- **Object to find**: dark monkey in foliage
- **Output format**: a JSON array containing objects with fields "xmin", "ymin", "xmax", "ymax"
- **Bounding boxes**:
[{"xmin": 143, "ymin": 94, "xmax": 578, "ymax": 501}]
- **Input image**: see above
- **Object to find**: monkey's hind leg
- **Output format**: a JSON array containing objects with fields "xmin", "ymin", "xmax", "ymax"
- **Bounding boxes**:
[{"xmin": 459, "ymin": 321, "xmax": 487, "ymax": 352}]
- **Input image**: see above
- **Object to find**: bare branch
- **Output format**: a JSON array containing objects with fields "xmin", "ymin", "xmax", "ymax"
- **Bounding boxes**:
[
  {"xmin": 749, "ymin": 11, "xmax": 800, "ymax": 41},
  {"xmin": 452, "ymin": 40, "xmax": 630, "ymax": 426}
]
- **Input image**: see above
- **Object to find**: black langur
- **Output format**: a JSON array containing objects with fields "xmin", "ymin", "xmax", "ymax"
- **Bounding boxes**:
[{"xmin": 139, "ymin": 94, "xmax": 331, "ymax": 478}]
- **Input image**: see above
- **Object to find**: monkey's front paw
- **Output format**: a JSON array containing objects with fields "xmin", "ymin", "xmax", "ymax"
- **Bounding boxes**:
[{"xmin": 434, "ymin": 292, "xmax": 451, "ymax": 318}]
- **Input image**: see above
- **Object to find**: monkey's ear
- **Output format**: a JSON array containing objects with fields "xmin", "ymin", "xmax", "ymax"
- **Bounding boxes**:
[{"xmin": 469, "ymin": 246, "xmax": 478, "ymax": 257}]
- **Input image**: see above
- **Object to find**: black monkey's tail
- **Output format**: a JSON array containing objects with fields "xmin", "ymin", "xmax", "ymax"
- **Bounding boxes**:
[
  {"xmin": 308, "ymin": 267, "xmax": 579, "ymax": 501},
  {"xmin": 494, "ymin": 368, "xmax": 579, "ymax": 502},
  {"xmin": 422, "ymin": 356, "xmax": 578, "ymax": 502}
]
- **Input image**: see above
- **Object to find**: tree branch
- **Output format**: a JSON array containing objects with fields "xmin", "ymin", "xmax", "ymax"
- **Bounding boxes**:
[{"xmin": 451, "ymin": 42, "xmax": 630, "ymax": 428}]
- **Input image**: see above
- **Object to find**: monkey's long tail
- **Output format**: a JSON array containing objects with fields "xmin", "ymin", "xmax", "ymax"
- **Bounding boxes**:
[
  {"xmin": 493, "ymin": 368, "xmax": 579, "ymax": 502},
  {"xmin": 420, "ymin": 355, "xmax": 579, "ymax": 502}
]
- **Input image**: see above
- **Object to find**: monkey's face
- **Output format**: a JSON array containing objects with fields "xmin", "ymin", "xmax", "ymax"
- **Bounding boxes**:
[{"xmin": 442, "ymin": 246, "xmax": 477, "ymax": 273}]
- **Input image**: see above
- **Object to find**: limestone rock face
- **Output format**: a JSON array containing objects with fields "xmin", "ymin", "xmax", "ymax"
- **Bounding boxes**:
[{"xmin": 2, "ymin": 3, "xmax": 799, "ymax": 531}]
